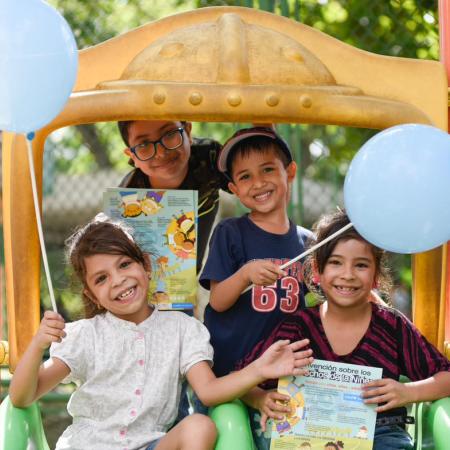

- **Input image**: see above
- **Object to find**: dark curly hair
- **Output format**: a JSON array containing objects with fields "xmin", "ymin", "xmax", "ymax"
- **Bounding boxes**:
[
  {"xmin": 303, "ymin": 209, "xmax": 392, "ymax": 302},
  {"xmin": 65, "ymin": 215, "xmax": 148, "ymax": 318}
]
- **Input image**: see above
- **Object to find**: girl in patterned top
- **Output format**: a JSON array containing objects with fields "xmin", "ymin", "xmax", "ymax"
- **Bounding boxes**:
[
  {"xmin": 242, "ymin": 210, "xmax": 450, "ymax": 450},
  {"xmin": 9, "ymin": 216, "xmax": 313, "ymax": 450}
]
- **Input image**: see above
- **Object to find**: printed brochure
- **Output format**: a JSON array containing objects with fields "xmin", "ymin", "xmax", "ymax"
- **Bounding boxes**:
[
  {"xmin": 103, "ymin": 187, "xmax": 198, "ymax": 310},
  {"xmin": 270, "ymin": 359, "xmax": 382, "ymax": 450}
]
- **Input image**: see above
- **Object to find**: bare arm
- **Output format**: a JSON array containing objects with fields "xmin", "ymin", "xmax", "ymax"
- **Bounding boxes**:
[
  {"xmin": 9, "ymin": 311, "xmax": 70, "ymax": 407},
  {"xmin": 363, "ymin": 371, "xmax": 450, "ymax": 412},
  {"xmin": 408, "ymin": 371, "xmax": 450, "ymax": 402},
  {"xmin": 187, "ymin": 339, "xmax": 313, "ymax": 406},
  {"xmin": 209, "ymin": 260, "xmax": 285, "ymax": 312}
]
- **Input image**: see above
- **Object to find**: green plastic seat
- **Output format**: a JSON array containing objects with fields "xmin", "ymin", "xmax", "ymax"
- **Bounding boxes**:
[
  {"xmin": 0, "ymin": 395, "xmax": 255, "ymax": 450},
  {"xmin": 0, "ymin": 396, "xmax": 49, "ymax": 450},
  {"xmin": 209, "ymin": 400, "xmax": 256, "ymax": 450},
  {"xmin": 1, "ymin": 395, "xmax": 449, "ymax": 450},
  {"xmin": 413, "ymin": 397, "xmax": 450, "ymax": 450}
]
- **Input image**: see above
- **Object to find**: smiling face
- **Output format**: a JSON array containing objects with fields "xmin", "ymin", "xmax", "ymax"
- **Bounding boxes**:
[
  {"xmin": 84, "ymin": 253, "xmax": 152, "ymax": 324},
  {"xmin": 125, "ymin": 120, "xmax": 192, "ymax": 188},
  {"xmin": 318, "ymin": 238, "xmax": 376, "ymax": 310},
  {"xmin": 228, "ymin": 146, "xmax": 296, "ymax": 216}
]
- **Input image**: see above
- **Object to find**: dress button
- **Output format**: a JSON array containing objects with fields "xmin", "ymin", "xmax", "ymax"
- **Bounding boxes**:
[
  {"xmin": 135, "ymin": 388, "xmax": 142, "ymax": 396},
  {"xmin": 119, "ymin": 428, "xmax": 127, "ymax": 437},
  {"xmin": 137, "ymin": 331, "xmax": 145, "ymax": 339},
  {"xmin": 138, "ymin": 359, "xmax": 144, "ymax": 366},
  {"xmin": 130, "ymin": 409, "xmax": 137, "ymax": 417}
]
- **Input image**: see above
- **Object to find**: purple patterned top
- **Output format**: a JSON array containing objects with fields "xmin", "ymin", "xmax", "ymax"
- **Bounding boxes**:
[{"xmin": 238, "ymin": 303, "xmax": 450, "ymax": 409}]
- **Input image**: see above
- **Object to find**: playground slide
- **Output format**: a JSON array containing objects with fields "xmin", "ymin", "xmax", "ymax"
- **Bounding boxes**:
[
  {"xmin": 1, "ymin": 396, "xmax": 449, "ymax": 450},
  {"xmin": 0, "ymin": 396, "xmax": 49, "ymax": 450}
]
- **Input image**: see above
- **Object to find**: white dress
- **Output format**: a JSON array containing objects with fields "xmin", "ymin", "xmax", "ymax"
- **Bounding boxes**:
[{"xmin": 50, "ymin": 308, "xmax": 213, "ymax": 450}]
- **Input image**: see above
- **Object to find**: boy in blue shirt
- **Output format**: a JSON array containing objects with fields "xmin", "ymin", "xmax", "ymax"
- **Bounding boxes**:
[{"xmin": 200, "ymin": 127, "xmax": 312, "ymax": 447}]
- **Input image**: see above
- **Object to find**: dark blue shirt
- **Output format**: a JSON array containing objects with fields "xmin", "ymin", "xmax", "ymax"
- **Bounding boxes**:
[{"xmin": 200, "ymin": 215, "xmax": 312, "ymax": 376}]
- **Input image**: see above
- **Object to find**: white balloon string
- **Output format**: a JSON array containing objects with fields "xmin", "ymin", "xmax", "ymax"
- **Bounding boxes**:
[
  {"xmin": 26, "ymin": 136, "xmax": 58, "ymax": 313},
  {"xmin": 241, "ymin": 222, "xmax": 354, "ymax": 294}
]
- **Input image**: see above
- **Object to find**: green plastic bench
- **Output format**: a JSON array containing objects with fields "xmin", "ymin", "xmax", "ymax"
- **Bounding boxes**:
[{"xmin": 1, "ymin": 395, "xmax": 449, "ymax": 449}]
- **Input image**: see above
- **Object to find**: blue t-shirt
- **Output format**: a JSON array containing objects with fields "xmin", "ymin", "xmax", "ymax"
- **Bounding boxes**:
[{"xmin": 200, "ymin": 215, "xmax": 312, "ymax": 376}]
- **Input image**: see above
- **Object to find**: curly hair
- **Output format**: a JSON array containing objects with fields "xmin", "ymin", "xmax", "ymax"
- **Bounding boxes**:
[
  {"xmin": 65, "ymin": 214, "xmax": 148, "ymax": 318},
  {"xmin": 303, "ymin": 210, "xmax": 392, "ymax": 302}
]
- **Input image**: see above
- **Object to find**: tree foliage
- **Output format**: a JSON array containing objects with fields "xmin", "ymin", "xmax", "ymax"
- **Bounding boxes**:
[
  {"xmin": 46, "ymin": 0, "xmax": 438, "ymax": 183},
  {"xmin": 195, "ymin": 0, "xmax": 439, "ymax": 182},
  {"xmin": 46, "ymin": 0, "xmax": 198, "ymax": 173}
]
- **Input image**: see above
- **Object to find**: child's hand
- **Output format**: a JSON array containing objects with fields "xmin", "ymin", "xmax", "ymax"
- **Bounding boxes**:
[
  {"xmin": 256, "ymin": 390, "xmax": 291, "ymax": 432},
  {"xmin": 33, "ymin": 311, "xmax": 66, "ymax": 350},
  {"xmin": 362, "ymin": 378, "xmax": 415, "ymax": 412},
  {"xmin": 254, "ymin": 339, "xmax": 313, "ymax": 381},
  {"xmin": 243, "ymin": 260, "xmax": 286, "ymax": 286}
]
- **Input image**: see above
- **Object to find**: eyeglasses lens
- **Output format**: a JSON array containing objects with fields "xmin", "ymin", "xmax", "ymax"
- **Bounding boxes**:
[
  {"xmin": 133, "ymin": 128, "xmax": 184, "ymax": 161},
  {"xmin": 161, "ymin": 129, "xmax": 183, "ymax": 150}
]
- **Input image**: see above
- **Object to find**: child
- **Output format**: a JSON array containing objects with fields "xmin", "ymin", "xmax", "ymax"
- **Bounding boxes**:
[
  {"xmin": 199, "ymin": 127, "xmax": 312, "ymax": 445},
  {"xmin": 9, "ymin": 217, "xmax": 313, "ymax": 450},
  {"xmin": 118, "ymin": 119, "xmax": 226, "ymax": 270},
  {"xmin": 243, "ymin": 210, "xmax": 450, "ymax": 450}
]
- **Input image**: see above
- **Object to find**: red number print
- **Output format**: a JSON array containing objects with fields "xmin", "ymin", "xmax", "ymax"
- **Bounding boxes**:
[
  {"xmin": 252, "ymin": 282, "xmax": 277, "ymax": 312},
  {"xmin": 279, "ymin": 276, "xmax": 299, "ymax": 312},
  {"xmin": 252, "ymin": 277, "xmax": 299, "ymax": 313}
]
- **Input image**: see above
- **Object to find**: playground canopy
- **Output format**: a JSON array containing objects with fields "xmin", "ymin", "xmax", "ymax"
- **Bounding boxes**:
[{"xmin": 1, "ymin": 6, "xmax": 448, "ymax": 372}]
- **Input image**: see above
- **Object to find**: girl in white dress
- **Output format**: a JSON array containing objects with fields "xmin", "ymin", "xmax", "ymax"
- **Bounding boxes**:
[{"xmin": 9, "ymin": 217, "xmax": 313, "ymax": 450}]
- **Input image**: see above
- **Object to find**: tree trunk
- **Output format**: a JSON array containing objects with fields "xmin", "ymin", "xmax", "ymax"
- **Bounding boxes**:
[{"xmin": 76, "ymin": 124, "xmax": 111, "ymax": 169}]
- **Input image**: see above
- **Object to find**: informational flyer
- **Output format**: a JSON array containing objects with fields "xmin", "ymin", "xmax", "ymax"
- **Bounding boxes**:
[
  {"xmin": 103, "ymin": 187, "xmax": 198, "ymax": 310},
  {"xmin": 270, "ymin": 359, "xmax": 382, "ymax": 450}
]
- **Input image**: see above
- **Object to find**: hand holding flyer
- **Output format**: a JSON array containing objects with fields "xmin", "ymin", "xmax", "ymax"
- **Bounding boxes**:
[
  {"xmin": 362, "ymin": 378, "xmax": 415, "ymax": 413},
  {"xmin": 258, "ymin": 390, "xmax": 292, "ymax": 431}
]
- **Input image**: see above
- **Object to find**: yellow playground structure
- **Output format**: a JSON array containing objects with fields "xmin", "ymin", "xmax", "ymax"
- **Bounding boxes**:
[{"xmin": 1, "ymin": 6, "xmax": 449, "ymax": 449}]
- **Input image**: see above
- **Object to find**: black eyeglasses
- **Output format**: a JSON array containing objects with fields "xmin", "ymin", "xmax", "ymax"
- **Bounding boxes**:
[{"xmin": 129, "ymin": 127, "xmax": 184, "ymax": 161}]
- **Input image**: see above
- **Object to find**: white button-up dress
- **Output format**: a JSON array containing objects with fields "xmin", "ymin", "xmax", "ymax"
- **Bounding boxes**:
[{"xmin": 50, "ymin": 308, "xmax": 213, "ymax": 450}]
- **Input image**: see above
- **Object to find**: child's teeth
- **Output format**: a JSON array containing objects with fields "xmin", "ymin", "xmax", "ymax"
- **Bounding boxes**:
[
  {"xmin": 255, "ymin": 192, "xmax": 270, "ymax": 200},
  {"xmin": 119, "ymin": 288, "xmax": 133, "ymax": 299}
]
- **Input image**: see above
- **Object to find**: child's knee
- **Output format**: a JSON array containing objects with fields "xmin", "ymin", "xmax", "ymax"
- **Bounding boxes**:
[{"xmin": 187, "ymin": 414, "xmax": 217, "ymax": 441}]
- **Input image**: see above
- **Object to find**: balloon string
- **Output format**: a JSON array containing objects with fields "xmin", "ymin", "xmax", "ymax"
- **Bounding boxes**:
[
  {"xmin": 241, "ymin": 222, "xmax": 354, "ymax": 294},
  {"xmin": 26, "ymin": 136, "xmax": 58, "ymax": 313}
]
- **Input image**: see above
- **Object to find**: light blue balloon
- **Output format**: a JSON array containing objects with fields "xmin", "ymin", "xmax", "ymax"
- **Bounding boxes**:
[
  {"xmin": 0, "ymin": 0, "xmax": 78, "ymax": 134},
  {"xmin": 344, "ymin": 124, "xmax": 450, "ymax": 254}
]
